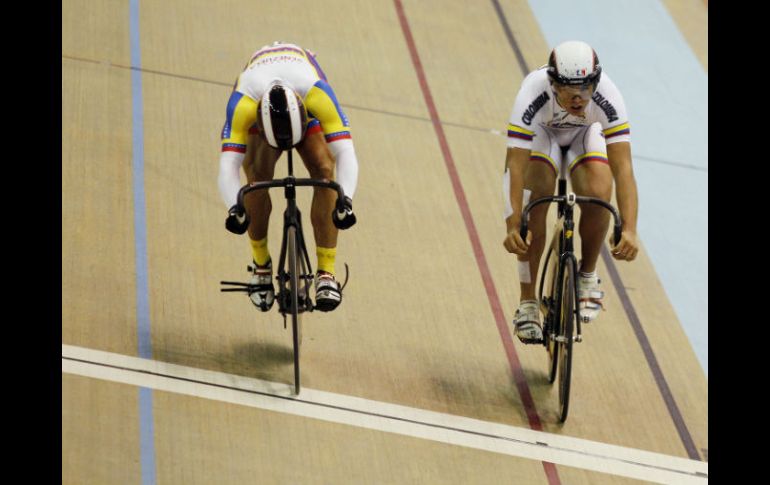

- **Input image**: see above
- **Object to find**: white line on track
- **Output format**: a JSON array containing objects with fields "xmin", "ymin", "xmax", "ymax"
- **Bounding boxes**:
[{"xmin": 62, "ymin": 344, "xmax": 707, "ymax": 484}]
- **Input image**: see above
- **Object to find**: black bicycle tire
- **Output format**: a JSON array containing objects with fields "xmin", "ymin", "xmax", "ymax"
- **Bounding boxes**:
[
  {"xmin": 288, "ymin": 226, "xmax": 302, "ymax": 395},
  {"xmin": 540, "ymin": 245, "xmax": 559, "ymax": 384},
  {"xmin": 558, "ymin": 259, "xmax": 575, "ymax": 422},
  {"xmin": 538, "ymin": 244, "xmax": 553, "ymax": 304}
]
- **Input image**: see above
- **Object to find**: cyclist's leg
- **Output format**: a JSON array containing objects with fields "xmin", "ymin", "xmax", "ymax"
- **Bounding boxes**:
[
  {"xmin": 296, "ymin": 126, "xmax": 342, "ymax": 311},
  {"xmin": 511, "ymin": 128, "xmax": 558, "ymax": 342},
  {"xmin": 296, "ymin": 127, "xmax": 338, "ymax": 259},
  {"xmin": 567, "ymin": 123, "xmax": 612, "ymax": 321},
  {"xmin": 517, "ymin": 127, "xmax": 558, "ymax": 302},
  {"xmin": 242, "ymin": 129, "xmax": 282, "ymax": 310},
  {"xmin": 566, "ymin": 123, "xmax": 612, "ymax": 274},
  {"xmin": 242, "ymin": 130, "xmax": 282, "ymax": 246}
]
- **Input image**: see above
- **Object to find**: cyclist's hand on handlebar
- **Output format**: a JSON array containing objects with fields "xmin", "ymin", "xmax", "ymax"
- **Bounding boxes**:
[
  {"xmin": 610, "ymin": 230, "xmax": 639, "ymax": 261},
  {"xmin": 332, "ymin": 196, "xmax": 356, "ymax": 230},
  {"xmin": 225, "ymin": 204, "xmax": 250, "ymax": 234},
  {"xmin": 503, "ymin": 227, "xmax": 531, "ymax": 255}
]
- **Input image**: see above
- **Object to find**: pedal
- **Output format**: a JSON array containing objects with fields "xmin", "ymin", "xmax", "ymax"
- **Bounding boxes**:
[
  {"xmin": 299, "ymin": 296, "xmax": 314, "ymax": 313},
  {"xmin": 220, "ymin": 280, "xmax": 257, "ymax": 293}
]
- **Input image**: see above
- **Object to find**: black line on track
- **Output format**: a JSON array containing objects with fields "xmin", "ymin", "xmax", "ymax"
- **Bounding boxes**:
[{"xmin": 62, "ymin": 354, "xmax": 706, "ymax": 479}]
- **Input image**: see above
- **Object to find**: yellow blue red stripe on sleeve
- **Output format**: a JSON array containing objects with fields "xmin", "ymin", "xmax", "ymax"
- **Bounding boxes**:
[
  {"xmin": 304, "ymin": 80, "xmax": 351, "ymax": 143},
  {"xmin": 221, "ymin": 91, "xmax": 258, "ymax": 153},
  {"xmin": 508, "ymin": 124, "xmax": 534, "ymax": 141},
  {"xmin": 603, "ymin": 122, "xmax": 630, "ymax": 140}
]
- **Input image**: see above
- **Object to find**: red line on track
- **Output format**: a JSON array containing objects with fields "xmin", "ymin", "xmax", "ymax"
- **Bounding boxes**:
[{"xmin": 392, "ymin": 1, "xmax": 561, "ymax": 482}]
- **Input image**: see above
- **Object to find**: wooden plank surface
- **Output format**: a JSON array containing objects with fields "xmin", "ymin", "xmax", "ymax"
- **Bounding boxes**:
[
  {"xmin": 62, "ymin": 57, "xmax": 138, "ymax": 356},
  {"xmin": 62, "ymin": 0, "xmax": 708, "ymax": 482},
  {"xmin": 661, "ymin": 0, "xmax": 708, "ymax": 71},
  {"xmin": 62, "ymin": 374, "xmax": 141, "ymax": 485}
]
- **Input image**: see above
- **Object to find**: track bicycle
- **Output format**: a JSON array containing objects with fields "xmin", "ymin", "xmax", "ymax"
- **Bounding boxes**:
[
  {"xmin": 220, "ymin": 149, "xmax": 350, "ymax": 395},
  {"xmin": 519, "ymin": 174, "xmax": 621, "ymax": 422}
]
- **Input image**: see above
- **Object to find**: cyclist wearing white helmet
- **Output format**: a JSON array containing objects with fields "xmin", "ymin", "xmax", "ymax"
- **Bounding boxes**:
[
  {"xmin": 501, "ymin": 40, "xmax": 640, "ymax": 344},
  {"xmin": 218, "ymin": 42, "xmax": 359, "ymax": 312}
]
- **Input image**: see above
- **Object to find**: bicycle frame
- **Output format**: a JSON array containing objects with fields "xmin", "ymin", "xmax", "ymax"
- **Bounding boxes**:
[
  {"xmin": 236, "ymin": 151, "xmax": 347, "ymax": 316},
  {"xmin": 541, "ymin": 189, "xmax": 582, "ymax": 342},
  {"xmin": 221, "ymin": 149, "xmax": 349, "ymax": 394},
  {"xmin": 525, "ymin": 185, "xmax": 621, "ymax": 335},
  {"xmin": 275, "ymin": 164, "xmax": 314, "ymax": 316},
  {"xmin": 519, "ymin": 163, "xmax": 621, "ymax": 421}
]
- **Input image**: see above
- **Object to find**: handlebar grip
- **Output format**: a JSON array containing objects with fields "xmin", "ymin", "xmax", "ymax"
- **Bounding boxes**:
[
  {"xmin": 613, "ymin": 223, "xmax": 622, "ymax": 247},
  {"xmin": 519, "ymin": 220, "xmax": 528, "ymax": 242}
]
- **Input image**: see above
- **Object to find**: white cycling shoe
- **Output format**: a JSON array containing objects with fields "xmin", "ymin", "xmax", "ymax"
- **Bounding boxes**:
[
  {"xmin": 248, "ymin": 261, "xmax": 275, "ymax": 311},
  {"xmin": 314, "ymin": 271, "xmax": 341, "ymax": 312},
  {"xmin": 513, "ymin": 300, "xmax": 543, "ymax": 344},
  {"xmin": 578, "ymin": 272, "xmax": 604, "ymax": 323}
]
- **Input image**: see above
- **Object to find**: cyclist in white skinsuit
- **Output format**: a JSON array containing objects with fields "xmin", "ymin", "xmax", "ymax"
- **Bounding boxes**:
[
  {"xmin": 501, "ymin": 40, "xmax": 640, "ymax": 344},
  {"xmin": 219, "ymin": 42, "xmax": 359, "ymax": 313}
]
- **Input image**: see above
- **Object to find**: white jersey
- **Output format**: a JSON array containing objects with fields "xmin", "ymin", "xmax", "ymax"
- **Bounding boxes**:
[
  {"xmin": 218, "ymin": 43, "xmax": 359, "ymax": 209},
  {"xmin": 506, "ymin": 67, "xmax": 631, "ymax": 150},
  {"xmin": 236, "ymin": 43, "xmax": 322, "ymax": 102}
]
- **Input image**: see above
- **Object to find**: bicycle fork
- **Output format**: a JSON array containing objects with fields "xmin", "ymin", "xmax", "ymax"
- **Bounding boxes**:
[
  {"xmin": 276, "ymin": 207, "xmax": 315, "ymax": 328},
  {"xmin": 559, "ymin": 213, "xmax": 583, "ymax": 344}
]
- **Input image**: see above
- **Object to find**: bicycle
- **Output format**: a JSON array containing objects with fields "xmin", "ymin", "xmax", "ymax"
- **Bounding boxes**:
[
  {"xmin": 519, "ymin": 171, "xmax": 621, "ymax": 422},
  {"xmin": 220, "ymin": 149, "xmax": 350, "ymax": 395}
]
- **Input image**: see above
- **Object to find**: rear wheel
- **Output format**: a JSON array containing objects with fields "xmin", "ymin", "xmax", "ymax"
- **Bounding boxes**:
[
  {"xmin": 557, "ymin": 259, "xmax": 575, "ymax": 422},
  {"xmin": 288, "ymin": 226, "xmax": 302, "ymax": 395}
]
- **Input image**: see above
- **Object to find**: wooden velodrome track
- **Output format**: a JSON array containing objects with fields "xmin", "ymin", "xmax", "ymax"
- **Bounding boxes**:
[{"xmin": 62, "ymin": 0, "xmax": 707, "ymax": 483}]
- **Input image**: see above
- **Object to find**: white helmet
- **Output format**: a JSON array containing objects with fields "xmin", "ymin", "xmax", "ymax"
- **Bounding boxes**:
[
  {"xmin": 547, "ymin": 40, "xmax": 602, "ymax": 89},
  {"xmin": 256, "ymin": 80, "xmax": 308, "ymax": 150}
]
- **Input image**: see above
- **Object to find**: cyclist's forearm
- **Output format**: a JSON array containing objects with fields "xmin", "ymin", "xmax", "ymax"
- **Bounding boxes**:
[
  {"xmin": 607, "ymin": 142, "xmax": 638, "ymax": 232},
  {"xmin": 506, "ymin": 172, "xmax": 524, "ymax": 230},
  {"xmin": 328, "ymin": 138, "xmax": 358, "ymax": 200},
  {"xmin": 615, "ymin": 174, "xmax": 638, "ymax": 232},
  {"xmin": 218, "ymin": 151, "xmax": 245, "ymax": 208},
  {"xmin": 505, "ymin": 148, "xmax": 529, "ymax": 229}
]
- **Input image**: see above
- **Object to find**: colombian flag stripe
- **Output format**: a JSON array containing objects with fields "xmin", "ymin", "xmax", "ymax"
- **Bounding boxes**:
[
  {"xmin": 569, "ymin": 152, "xmax": 609, "ymax": 172},
  {"xmin": 507, "ymin": 123, "xmax": 534, "ymax": 140},
  {"xmin": 604, "ymin": 123, "xmax": 630, "ymax": 138},
  {"xmin": 530, "ymin": 152, "xmax": 557, "ymax": 175}
]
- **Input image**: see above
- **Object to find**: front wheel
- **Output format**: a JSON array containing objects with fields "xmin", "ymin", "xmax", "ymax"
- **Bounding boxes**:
[
  {"xmin": 557, "ymin": 259, "xmax": 576, "ymax": 422},
  {"xmin": 288, "ymin": 226, "xmax": 302, "ymax": 395},
  {"xmin": 540, "ymin": 246, "xmax": 559, "ymax": 384}
]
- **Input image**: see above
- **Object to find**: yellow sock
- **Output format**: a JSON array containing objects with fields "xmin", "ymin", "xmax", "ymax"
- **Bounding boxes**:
[
  {"xmin": 250, "ymin": 237, "xmax": 271, "ymax": 266},
  {"xmin": 316, "ymin": 246, "xmax": 337, "ymax": 275}
]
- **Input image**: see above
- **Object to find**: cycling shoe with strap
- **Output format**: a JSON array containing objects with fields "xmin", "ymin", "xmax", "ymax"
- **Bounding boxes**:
[
  {"xmin": 248, "ymin": 261, "xmax": 275, "ymax": 311},
  {"xmin": 513, "ymin": 300, "xmax": 543, "ymax": 344},
  {"xmin": 578, "ymin": 272, "xmax": 604, "ymax": 323}
]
